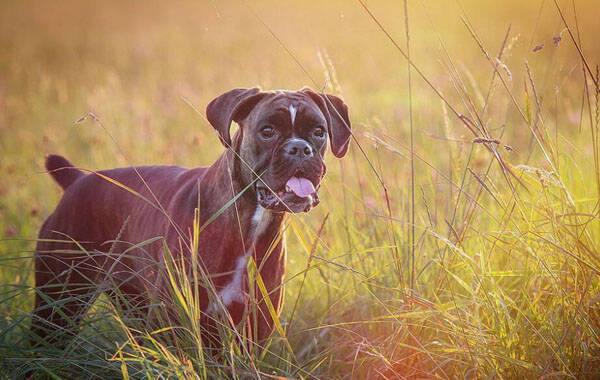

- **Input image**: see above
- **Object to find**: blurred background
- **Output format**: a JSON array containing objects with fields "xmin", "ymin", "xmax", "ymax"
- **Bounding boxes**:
[
  {"xmin": 1, "ymin": 0, "xmax": 599, "ymax": 378},
  {"xmin": 1, "ymin": 0, "xmax": 598, "ymax": 222}
]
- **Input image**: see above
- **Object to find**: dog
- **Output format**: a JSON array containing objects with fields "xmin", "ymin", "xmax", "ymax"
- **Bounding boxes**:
[{"xmin": 30, "ymin": 87, "xmax": 351, "ymax": 348}]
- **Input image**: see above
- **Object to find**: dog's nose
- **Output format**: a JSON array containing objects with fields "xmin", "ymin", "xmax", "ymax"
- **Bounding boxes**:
[{"xmin": 284, "ymin": 139, "xmax": 313, "ymax": 158}]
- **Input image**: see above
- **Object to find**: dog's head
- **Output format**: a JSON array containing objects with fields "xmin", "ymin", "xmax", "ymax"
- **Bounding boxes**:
[{"xmin": 206, "ymin": 88, "xmax": 351, "ymax": 213}]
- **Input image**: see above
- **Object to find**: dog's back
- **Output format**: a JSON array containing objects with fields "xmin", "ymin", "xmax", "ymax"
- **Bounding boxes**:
[
  {"xmin": 41, "ymin": 157, "xmax": 197, "ymax": 247},
  {"xmin": 31, "ymin": 155, "xmax": 205, "ymax": 347}
]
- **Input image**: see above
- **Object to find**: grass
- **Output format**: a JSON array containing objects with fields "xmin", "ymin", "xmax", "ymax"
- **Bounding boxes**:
[{"xmin": 1, "ymin": 0, "xmax": 599, "ymax": 378}]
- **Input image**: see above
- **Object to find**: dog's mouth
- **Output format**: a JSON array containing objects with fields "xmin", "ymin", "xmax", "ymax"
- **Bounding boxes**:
[{"xmin": 256, "ymin": 176, "xmax": 320, "ymax": 213}]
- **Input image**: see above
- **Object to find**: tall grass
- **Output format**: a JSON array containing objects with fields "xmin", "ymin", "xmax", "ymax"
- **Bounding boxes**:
[{"xmin": 1, "ymin": 0, "xmax": 599, "ymax": 378}]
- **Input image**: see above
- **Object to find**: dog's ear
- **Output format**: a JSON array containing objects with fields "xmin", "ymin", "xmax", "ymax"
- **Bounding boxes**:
[
  {"xmin": 206, "ymin": 88, "xmax": 267, "ymax": 147},
  {"xmin": 302, "ymin": 88, "xmax": 352, "ymax": 158}
]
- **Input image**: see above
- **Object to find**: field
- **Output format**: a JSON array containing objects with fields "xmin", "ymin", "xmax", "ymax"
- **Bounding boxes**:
[{"xmin": 1, "ymin": 0, "xmax": 599, "ymax": 378}]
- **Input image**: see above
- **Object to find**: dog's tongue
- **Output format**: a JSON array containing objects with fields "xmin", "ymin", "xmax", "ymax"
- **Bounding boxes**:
[{"xmin": 286, "ymin": 177, "xmax": 315, "ymax": 198}]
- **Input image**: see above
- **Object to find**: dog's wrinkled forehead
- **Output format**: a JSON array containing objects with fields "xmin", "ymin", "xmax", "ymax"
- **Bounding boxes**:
[
  {"xmin": 247, "ymin": 91, "xmax": 327, "ymax": 129},
  {"xmin": 206, "ymin": 87, "xmax": 351, "ymax": 158}
]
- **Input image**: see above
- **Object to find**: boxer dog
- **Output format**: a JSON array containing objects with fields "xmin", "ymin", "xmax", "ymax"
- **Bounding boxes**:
[{"xmin": 30, "ymin": 88, "xmax": 351, "ymax": 348}]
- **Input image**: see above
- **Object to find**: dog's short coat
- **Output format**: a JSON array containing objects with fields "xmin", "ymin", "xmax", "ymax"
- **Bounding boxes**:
[{"xmin": 31, "ymin": 88, "xmax": 351, "ymax": 347}]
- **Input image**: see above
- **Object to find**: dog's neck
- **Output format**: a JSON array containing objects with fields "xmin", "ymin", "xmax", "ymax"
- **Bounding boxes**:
[{"xmin": 197, "ymin": 147, "xmax": 285, "ymax": 256}]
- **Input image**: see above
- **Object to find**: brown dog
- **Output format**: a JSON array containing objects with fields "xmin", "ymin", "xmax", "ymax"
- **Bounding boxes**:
[{"xmin": 31, "ymin": 88, "xmax": 351, "ymax": 348}]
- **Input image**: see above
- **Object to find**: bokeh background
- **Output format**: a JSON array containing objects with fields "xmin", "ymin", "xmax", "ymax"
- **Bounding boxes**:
[{"xmin": 1, "ymin": 0, "xmax": 599, "ymax": 378}]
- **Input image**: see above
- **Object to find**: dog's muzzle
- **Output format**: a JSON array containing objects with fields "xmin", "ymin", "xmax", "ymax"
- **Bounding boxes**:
[{"xmin": 256, "ymin": 175, "xmax": 320, "ymax": 213}]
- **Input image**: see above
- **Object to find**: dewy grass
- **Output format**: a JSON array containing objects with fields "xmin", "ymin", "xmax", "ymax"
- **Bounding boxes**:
[{"xmin": 1, "ymin": 0, "xmax": 600, "ymax": 378}]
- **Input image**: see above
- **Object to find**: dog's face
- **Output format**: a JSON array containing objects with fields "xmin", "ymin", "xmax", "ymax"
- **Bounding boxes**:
[{"xmin": 206, "ymin": 88, "xmax": 351, "ymax": 213}]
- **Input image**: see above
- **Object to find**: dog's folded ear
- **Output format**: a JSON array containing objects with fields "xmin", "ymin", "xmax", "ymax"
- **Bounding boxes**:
[
  {"xmin": 206, "ymin": 88, "xmax": 267, "ymax": 147},
  {"xmin": 301, "ymin": 88, "xmax": 352, "ymax": 158}
]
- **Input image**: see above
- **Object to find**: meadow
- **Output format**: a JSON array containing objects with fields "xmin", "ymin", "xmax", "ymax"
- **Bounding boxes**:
[{"xmin": 1, "ymin": 0, "xmax": 599, "ymax": 378}]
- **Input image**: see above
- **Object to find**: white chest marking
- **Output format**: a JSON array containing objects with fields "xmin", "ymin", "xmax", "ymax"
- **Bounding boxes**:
[
  {"xmin": 252, "ymin": 205, "xmax": 265, "ymax": 226},
  {"xmin": 213, "ymin": 206, "xmax": 273, "ymax": 310},
  {"xmin": 218, "ymin": 255, "xmax": 248, "ymax": 306},
  {"xmin": 289, "ymin": 105, "xmax": 297, "ymax": 125},
  {"xmin": 252, "ymin": 205, "xmax": 272, "ymax": 240}
]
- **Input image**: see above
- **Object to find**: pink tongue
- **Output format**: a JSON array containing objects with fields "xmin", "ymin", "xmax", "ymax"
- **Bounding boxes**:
[{"xmin": 286, "ymin": 177, "xmax": 315, "ymax": 198}]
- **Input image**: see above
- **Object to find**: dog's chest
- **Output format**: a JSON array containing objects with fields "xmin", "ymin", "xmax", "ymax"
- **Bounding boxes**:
[
  {"xmin": 251, "ymin": 205, "xmax": 273, "ymax": 240},
  {"xmin": 216, "ymin": 206, "xmax": 276, "ymax": 308}
]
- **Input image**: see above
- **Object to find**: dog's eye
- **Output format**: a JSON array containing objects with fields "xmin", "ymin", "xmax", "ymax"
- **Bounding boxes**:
[
  {"xmin": 313, "ymin": 126, "xmax": 325, "ymax": 138},
  {"xmin": 260, "ymin": 125, "xmax": 276, "ymax": 139}
]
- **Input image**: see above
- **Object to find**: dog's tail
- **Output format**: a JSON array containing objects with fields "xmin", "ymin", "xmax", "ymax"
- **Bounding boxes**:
[{"xmin": 45, "ymin": 154, "xmax": 84, "ymax": 190}]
